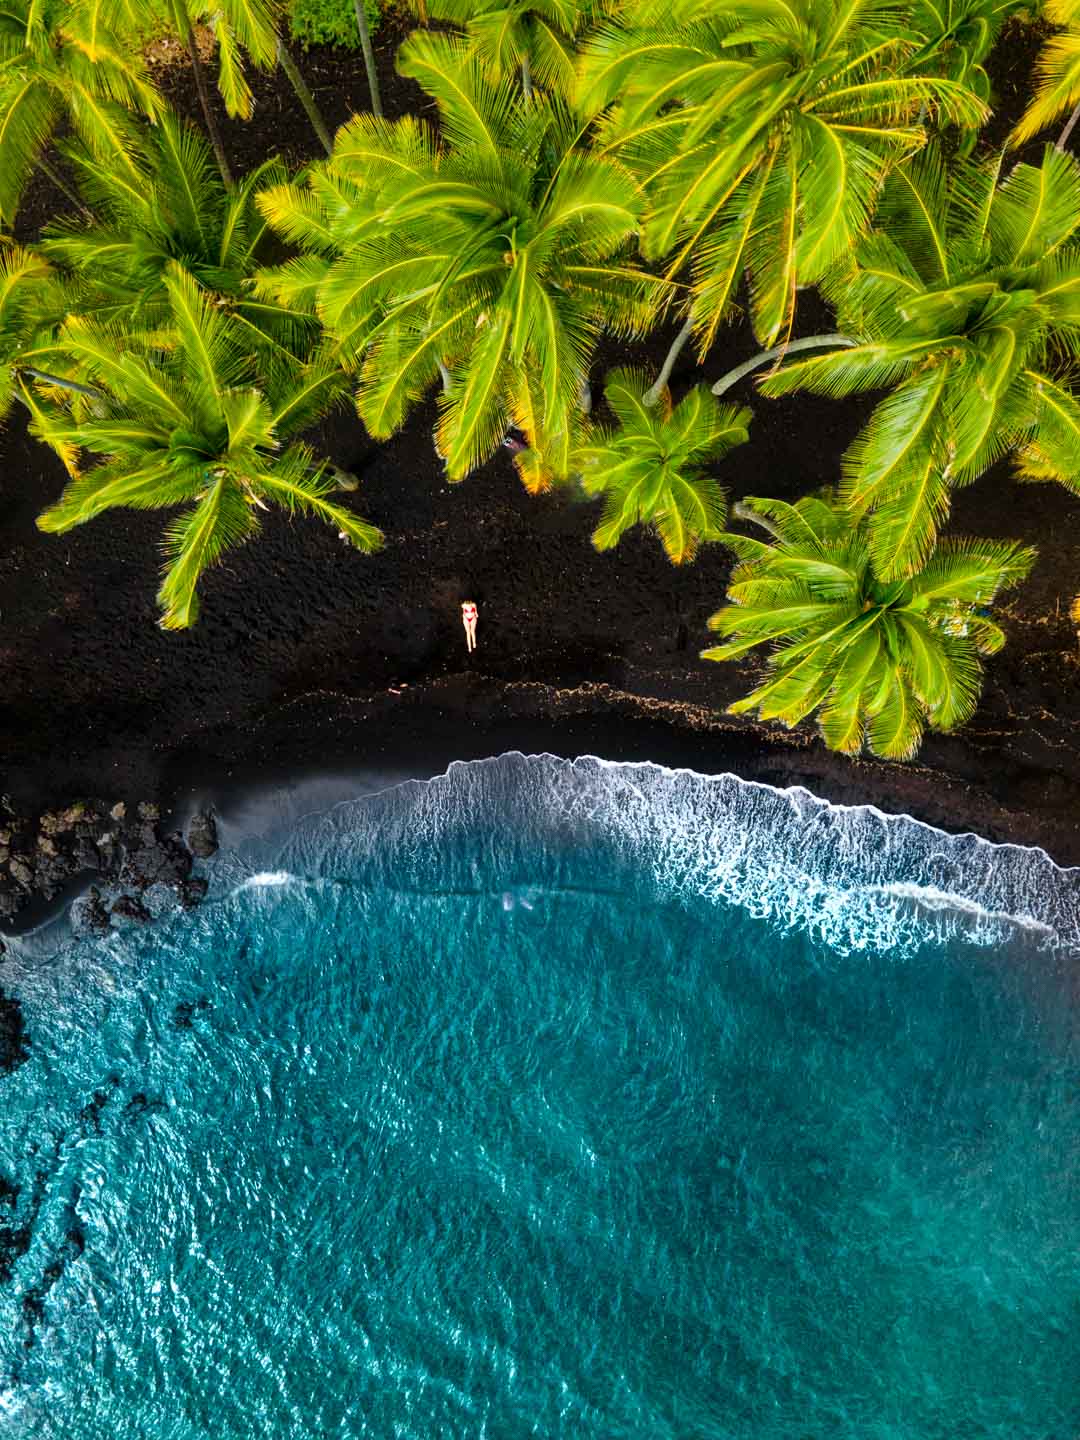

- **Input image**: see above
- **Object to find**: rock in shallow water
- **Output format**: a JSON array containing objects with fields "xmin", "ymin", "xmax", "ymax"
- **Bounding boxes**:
[
  {"xmin": 186, "ymin": 810, "xmax": 218, "ymax": 859},
  {"xmin": 0, "ymin": 987, "xmax": 29, "ymax": 1076},
  {"xmin": 110, "ymin": 895, "xmax": 152, "ymax": 926}
]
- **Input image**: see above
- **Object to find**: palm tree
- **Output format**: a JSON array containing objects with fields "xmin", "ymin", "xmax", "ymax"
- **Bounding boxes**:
[
  {"xmin": 22, "ymin": 262, "xmax": 381, "ymax": 629},
  {"xmin": 571, "ymin": 367, "xmax": 749, "ymax": 563},
  {"xmin": 702, "ymin": 494, "xmax": 1034, "ymax": 760},
  {"xmin": 149, "ymin": 0, "xmax": 334, "ymax": 186},
  {"xmin": 0, "ymin": 243, "xmax": 73, "ymax": 422},
  {"xmin": 759, "ymin": 145, "xmax": 1080, "ymax": 578},
  {"xmin": 1013, "ymin": 0, "xmax": 1080, "ymax": 148},
  {"xmin": 909, "ymin": 0, "xmax": 1028, "ymax": 113},
  {"xmin": 41, "ymin": 110, "xmax": 313, "ymax": 362},
  {"xmin": 352, "ymin": 0, "xmax": 383, "ymax": 118},
  {"xmin": 411, "ymin": 0, "xmax": 596, "ymax": 98},
  {"xmin": 0, "ymin": 0, "xmax": 162, "ymax": 226},
  {"xmin": 575, "ymin": 0, "xmax": 986, "ymax": 366},
  {"xmin": 256, "ymin": 33, "xmax": 671, "ymax": 487}
]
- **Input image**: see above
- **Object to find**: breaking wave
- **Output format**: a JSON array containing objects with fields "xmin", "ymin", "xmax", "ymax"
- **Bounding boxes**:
[{"xmin": 272, "ymin": 753, "xmax": 1080, "ymax": 955}]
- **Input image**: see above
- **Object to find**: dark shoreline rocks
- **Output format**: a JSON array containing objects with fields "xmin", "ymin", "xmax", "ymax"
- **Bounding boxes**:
[
  {"xmin": 0, "ymin": 804, "xmax": 217, "ymax": 1084},
  {"xmin": 0, "ymin": 800, "xmax": 217, "ymax": 935}
]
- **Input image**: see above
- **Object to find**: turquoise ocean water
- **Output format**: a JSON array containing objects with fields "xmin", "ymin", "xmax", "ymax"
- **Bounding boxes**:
[{"xmin": 1, "ymin": 754, "xmax": 1078, "ymax": 1438}]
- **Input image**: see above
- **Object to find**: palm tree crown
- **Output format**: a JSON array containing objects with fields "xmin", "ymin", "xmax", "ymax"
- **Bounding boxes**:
[
  {"xmin": 575, "ymin": 0, "xmax": 986, "ymax": 351},
  {"xmin": 0, "ymin": 0, "xmax": 161, "ymax": 225},
  {"xmin": 1013, "ymin": 0, "xmax": 1080, "ymax": 145},
  {"xmin": 256, "ymin": 32, "xmax": 671, "ymax": 487},
  {"xmin": 572, "ymin": 367, "xmax": 750, "ymax": 563},
  {"xmin": 414, "ymin": 0, "xmax": 598, "ymax": 98},
  {"xmin": 703, "ymin": 494, "xmax": 1034, "ymax": 760},
  {"xmin": 761, "ymin": 145, "xmax": 1080, "ymax": 577},
  {"xmin": 41, "ymin": 111, "xmax": 306, "ymax": 357},
  {"xmin": 25, "ymin": 263, "xmax": 381, "ymax": 629}
]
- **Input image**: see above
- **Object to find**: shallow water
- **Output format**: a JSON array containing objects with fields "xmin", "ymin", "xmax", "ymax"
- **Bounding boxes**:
[{"xmin": 1, "ymin": 756, "xmax": 1078, "ymax": 1437}]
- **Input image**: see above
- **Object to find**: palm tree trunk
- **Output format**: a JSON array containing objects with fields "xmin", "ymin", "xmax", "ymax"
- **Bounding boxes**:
[
  {"xmin": 352, "ymin": 0, "xmax": 383, "ymax": 118},
  {"xmin": 437, "ymin": 358, "xmax": 452, "ymax": 393},
  {"xmin": 521, "ymin": 52, "xmax": 533, "ymax": 100},
  {"xmin": 644, "ymin": 319, "xmax": 695, "ymax": 406},
  {"xmin": 1057, "ymin": 100, "xmax": 1080, "ymax": 151},
  {"xmin": 276, "ymin": 37, "xmax": 333, "ymax": 157},
  {"xmin": 38, "ymin": 156, "xmax": 92, "ymax": 220},
  {"xmin": 579, "ymin": 375, "xmax": 592, "ymax": 414},
  {"xmin": 172, "ymin": 0, "xmax": 234, "ymax": 190},
  {"xmin": 711, "ymin": 333, "xmax": 855, "ymax": 397}
]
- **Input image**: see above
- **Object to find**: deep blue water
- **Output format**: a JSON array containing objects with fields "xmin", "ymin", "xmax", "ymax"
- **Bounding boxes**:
[{"xmin": 1, "ymin": 755, "xmax": 1079, "ymax": 1438}]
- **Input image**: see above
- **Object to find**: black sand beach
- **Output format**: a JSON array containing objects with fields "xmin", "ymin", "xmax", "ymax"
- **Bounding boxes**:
[{"xmin": 2, "ymin": 14, "xmax": 1080, "ymax": 942}]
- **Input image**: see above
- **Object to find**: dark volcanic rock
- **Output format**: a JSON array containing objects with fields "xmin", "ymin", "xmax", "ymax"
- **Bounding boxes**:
[
  {"xmin": 78, "ymin": 1090, "xmax": 112, "ymax": 1135},
  {"xmin": 110, "ymin": 895, "xmax": 152, "ymax": 926},
  {"xmin": 119, "ymin": 833, "xmax": 192, "ymax": 890},
  {"xmin": 32, "ymin": 849, "xmax": 75, "ymax": 900},
  {"xmin": 124, "ymin": 1092, "xmax": 166, "ymax": 1120},
  {"xmin": 186, "ymin": 810, "xmax": 218, "ymax": 859},
  {"xmin": 75, "ymin": 887, "xmax": 111, "ymax": 935},
  {"xmin": 0, "ymin": 988, "xmax": 28, "ymax": 1076},
  {"xmin": 8, "ymin": 856, "xmax": 33, "ymax": 891},
  {"xmin": 172, "ymin": 997, "xmax": 211, "ymax": 1029},
  {"xmin": 0, "ymin": 1220, "xmax": 30, "ymax": 1285},
  {"xmin": 179, "ymin": 875, "xmax": 209, "ymax": 910}
]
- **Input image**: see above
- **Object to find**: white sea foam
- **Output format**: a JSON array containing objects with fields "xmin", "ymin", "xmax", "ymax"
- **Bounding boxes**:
[{"xmin": 277, "ymin": 753, "xmax": 1080, "ymax": 956}]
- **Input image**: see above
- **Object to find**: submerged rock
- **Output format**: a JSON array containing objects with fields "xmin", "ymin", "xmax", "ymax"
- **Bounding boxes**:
[
  {"xmin": 186, "ymin": 810, "xmax": 218, "ymax": 859},
  {"xmin": 74, "ymin": 887, "xmax": 111, "ymax": 935},
  {"xmin": 0, "ymin": 987, "xmax": 29, "ymax": 1076},
  {"xmin": 110, "ymin": 895, "xmax": 152, "ymax": 926},
  {"xmin": 179, "ymin": 875, "xmax": 209, "ymax": 910}
]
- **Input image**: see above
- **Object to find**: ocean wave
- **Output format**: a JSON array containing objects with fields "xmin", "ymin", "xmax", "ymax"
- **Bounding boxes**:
[{"xmin": 270, "ymin": 753, "xmax": 1080, "ymax": 956}]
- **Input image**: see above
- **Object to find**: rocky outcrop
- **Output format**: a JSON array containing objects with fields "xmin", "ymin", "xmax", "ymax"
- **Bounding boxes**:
[
  {"xmin": 0, "ymin": 796, "xmax": 215, "ymax": 933},
  {"xmin": 186, "ymin": 810, "xmax": 218, "ymax": 859},
  {"xmin": 110, "ymin": 895, "xmax": 152, "ymax": 926}
]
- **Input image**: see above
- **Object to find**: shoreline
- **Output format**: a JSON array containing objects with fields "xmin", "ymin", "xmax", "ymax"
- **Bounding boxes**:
[
  {"xmin": 157, "ymin": 675, "xmax": 1080, "ymax": 862},
  {"xmin": 4, "ymin": 671, "xmax": 1080, "ymax": 943}
]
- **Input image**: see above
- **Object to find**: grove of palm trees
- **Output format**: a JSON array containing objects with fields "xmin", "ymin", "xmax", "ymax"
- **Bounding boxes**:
[{"xmin": 4, "ymin": 0, "xmax": 1080, "ymax": 907}]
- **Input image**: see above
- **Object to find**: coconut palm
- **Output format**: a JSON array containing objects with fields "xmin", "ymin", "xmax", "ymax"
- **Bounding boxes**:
[
  {"xmin": 575, "ymin": 0, "xmax": 986, "ymax": 363},
  {"xmin": 351, "ymin": 0, "xmax": 383, "ymax": 118},
  {"xmin": 411, "ymin": 0, "xmax": 597, "ymax": 98},
  {"xmin": 256, "ymin": 33, "xmax": 671, "ymax": 487},
  {"xmin": 910, "ymin": 0, "xmax": 1028, "ymax": 109},
  {"xmin": 146, "ymin": 0, "xmax": 334, "ymax": 186},
  {"xmin": 0, "ymin": 0, "xmax": 162, "ymax": 225},
  {"xmin": 1013, "ymin": 0, "xmax": 1080, "ymax": 147},
  {"xmin": 22, "ymin": 262, "xmax": 381, "ymax": 629},
  {"xmin": 702, "ymin": 494, "xmax": 1034, "ymax": 760},
  {"xmin": 759, "ymin": 145, "xmax": 1080, "ymax": 578},
  {"xmin": 571, "ymin": 367, "xmax": 750, "ymax": 563},
  {"xmin": 40, "ymin": 111, "xmax": 312, "ymax": 362}
]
